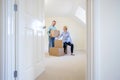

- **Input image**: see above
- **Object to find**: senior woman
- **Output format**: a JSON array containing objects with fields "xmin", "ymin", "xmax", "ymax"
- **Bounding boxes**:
[{"xmin": 59, "ymin": 26, "xmax": 74, "ymax": 55}]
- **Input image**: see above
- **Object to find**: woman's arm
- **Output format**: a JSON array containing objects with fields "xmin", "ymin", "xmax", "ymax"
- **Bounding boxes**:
[{"xmin": 57, "ymin": 32, "xmax": 63, "ymax": 39}]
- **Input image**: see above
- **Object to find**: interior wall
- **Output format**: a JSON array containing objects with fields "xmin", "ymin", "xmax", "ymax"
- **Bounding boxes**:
[
  {"xmin": 45, "ymin": 17, "xmax": 86, "ymax": 52},
  {"xmin": 94, "ymin": 0, "xmax": 120, "ymax": 80}
]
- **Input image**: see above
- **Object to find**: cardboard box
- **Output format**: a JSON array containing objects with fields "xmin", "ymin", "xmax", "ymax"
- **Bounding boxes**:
[
  {"xmin": 50, "ymin": 30, "xmax": 60, "ymax": 37},
  {"xmin": 55, "ymin": 40, "xmax": 63, "ymax": 48},
  {"xmin": 49, "ymin": 48, "xmax": 64, "ymax": 56}
]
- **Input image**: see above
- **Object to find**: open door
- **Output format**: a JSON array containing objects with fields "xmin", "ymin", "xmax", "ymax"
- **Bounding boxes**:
[{"xmin": 16, "ymin": 0, "xmax": 45, "ymax": 80}]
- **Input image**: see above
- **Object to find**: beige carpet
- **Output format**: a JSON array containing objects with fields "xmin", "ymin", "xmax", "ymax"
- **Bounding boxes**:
[{"xmin": 36, "ymin": 51, "xmax": 86, "ymax": 80}]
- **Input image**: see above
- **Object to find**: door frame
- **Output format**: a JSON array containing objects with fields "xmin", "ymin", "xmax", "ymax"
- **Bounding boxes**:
[
  {"xmin": 0, "ymin": 0, "xmax": 16, "ymax": 80},
  {"xmin": 86, "ymin": 0, "xmax": 94, "ymax": 80},
  {"xmin": 0, "ymin": 0, "xmax": 97, "ymax": 80}
]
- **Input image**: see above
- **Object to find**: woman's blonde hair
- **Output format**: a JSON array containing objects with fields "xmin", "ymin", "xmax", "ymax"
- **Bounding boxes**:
[{"xmin": 63, "ymin": 26, "xmax": 68, "ymax": 30}]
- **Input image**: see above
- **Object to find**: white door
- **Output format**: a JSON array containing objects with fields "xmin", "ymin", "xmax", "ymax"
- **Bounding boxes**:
[{"xmin": 16, "ymin": 0, "xmax": 45, "ymax": 80}]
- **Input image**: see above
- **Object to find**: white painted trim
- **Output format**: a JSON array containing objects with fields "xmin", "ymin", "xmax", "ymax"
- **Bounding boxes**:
[
  {"xmin": 0, "ymin": 0, "xmax": 5, "ymax": 80},
  {"xmin": 2, "ymin": 0, "xmax": 7, "ymax": 80},
  {"xmin": 0, "ymin": 0, "xmax": 16, "ymax": 80},
  {"xmin": 86, "ymin": 0, "xmax": 94, "ymax": 80},
  {"xmin": 93, "ymin": 0, "xmax": 101, "ymax": 80}
]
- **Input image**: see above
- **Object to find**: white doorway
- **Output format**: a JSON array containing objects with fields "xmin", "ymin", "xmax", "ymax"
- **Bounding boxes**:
[{"xmin": 1, "ymin": 0, "xmax": 94, "ymax": 80}]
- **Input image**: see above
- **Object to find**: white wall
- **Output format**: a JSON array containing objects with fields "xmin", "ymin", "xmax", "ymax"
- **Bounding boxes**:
[
  {"xmin": 94, "ymin": 0, "xmax": 120, "ymax": 80},
  {"xmin": 45, "ymin": 17, "xmax": 86, "ymax": 52}
]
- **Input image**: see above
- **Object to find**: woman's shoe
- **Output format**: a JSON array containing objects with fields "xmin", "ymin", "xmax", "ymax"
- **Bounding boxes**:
[{"xmin": 71, "ymin": 54, "xmax": 75, "ymax": 56}]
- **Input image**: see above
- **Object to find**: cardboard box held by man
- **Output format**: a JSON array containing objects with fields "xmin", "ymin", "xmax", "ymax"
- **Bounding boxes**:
[{"xmin": 49, "ymin": 30, "xmax": 64, "ymax": 56}]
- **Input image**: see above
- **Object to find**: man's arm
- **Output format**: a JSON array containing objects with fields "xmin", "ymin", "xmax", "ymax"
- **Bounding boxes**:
[{"xmin": 47, "ymin": 27, "xmax": 51, "ymax": 36}]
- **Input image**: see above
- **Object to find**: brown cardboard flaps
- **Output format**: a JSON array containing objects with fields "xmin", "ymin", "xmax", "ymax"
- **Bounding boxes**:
[{"xmin": 50, "ymin": 30, "xmax": 60, "ymax": 37}]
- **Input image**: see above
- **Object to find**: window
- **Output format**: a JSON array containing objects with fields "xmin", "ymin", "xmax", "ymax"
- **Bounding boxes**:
[{"xmin": 75, "ymin": 6, "xmax": 86, "ymax": 24}]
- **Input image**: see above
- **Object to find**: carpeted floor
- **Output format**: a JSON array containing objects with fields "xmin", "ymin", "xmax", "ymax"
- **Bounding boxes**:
[{"xmin": 36, "ymin": 51, "xmax": 86, "ymax": 80}]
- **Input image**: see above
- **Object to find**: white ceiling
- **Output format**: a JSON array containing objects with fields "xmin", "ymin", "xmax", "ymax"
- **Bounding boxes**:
[{"xmin": 45, "ymin": 0, "xmax": 86, "ymax": 17}]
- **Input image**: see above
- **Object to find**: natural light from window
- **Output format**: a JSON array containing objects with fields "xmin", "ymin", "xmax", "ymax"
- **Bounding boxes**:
[
  {"xmin": 32, "ymin": 20, "xmax": 45, "ymax": 35},
  {"xmin": 75, "ymin": 6, "xmax": 86, "ymax": 24}
]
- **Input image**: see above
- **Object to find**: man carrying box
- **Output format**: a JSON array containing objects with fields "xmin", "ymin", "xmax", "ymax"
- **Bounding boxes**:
[{"xmin": 47, "ymin": 20, "xmax": 57, "ymax": 49}]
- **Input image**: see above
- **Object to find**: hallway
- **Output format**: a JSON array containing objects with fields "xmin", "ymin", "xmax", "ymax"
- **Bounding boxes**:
[{"xmin": 36, "ymin": 51, "xmax": 86, "ymax": 80}]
